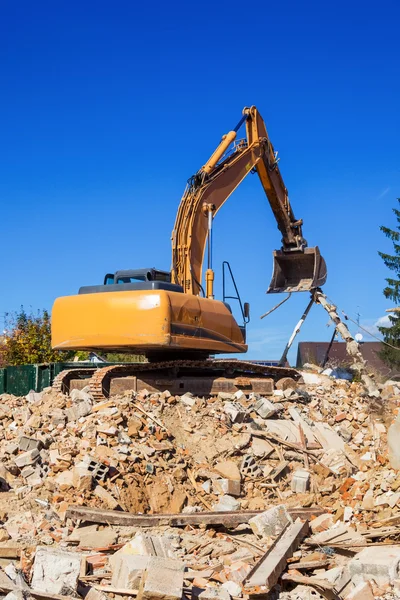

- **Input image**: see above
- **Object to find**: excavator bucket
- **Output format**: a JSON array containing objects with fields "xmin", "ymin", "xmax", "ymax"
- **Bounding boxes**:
[{"xmin": 267, "ymin": 246, "xmax": 327, "ymax": 293}]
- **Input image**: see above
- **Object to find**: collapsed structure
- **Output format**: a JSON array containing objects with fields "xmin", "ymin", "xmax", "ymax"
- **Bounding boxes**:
[
  {"xmin": 0, "ymin": 367, "xmax": 398, "ymax": 599},
  {"xmin": 1, "ymin": 106, "xmax": 393, "ymax": 600}
]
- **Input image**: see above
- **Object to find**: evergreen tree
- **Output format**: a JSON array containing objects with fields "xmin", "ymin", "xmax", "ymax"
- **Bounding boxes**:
[{"xmin": 378, "ymin": 199, "xmax": 400, "ymax": 368}]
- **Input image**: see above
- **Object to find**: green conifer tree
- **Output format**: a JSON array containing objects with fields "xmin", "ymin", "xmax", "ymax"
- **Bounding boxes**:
[{"xmin": 378, "ymin": 199, "xmax": 400, "ymax": 368}]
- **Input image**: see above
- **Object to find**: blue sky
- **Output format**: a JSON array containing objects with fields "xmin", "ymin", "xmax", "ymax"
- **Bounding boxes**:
[{"xmin": 1, "ymin": 0, "xmax": 399, "ymax": 363}]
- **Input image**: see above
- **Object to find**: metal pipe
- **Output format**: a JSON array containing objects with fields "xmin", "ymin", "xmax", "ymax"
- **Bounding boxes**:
[
  {"xmin": 279, "ymin": 295, "xmax": 315, "ymax": 366},
  {"xmin": 206, "ymin": 206, "xmax": 214, "ymax": 298},
  {"xmin": 234, "ymin": 114, "xmax": 248, "ymax": 132},
  {"xmin": 208, "ymin": 209, "xmax": 213, "ymax": 270},
  {"xmin": 322, "ymin": 327, "xmax": 337, "ymax": 367}
]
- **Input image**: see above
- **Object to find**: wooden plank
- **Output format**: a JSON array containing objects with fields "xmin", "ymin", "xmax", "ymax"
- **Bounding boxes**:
[
  {"xmin": 0, "ymin": 547, "xmax": 21, "ymax": 559},
  {"xmin": 244, "ymin": 520, "xmax": 309, "ymax": 589},
  {"xmin": 288, "ymin": 559, "xmax": 331, "ymax": 571},
  {"xmin": 66, "ymin": 506, "xmax": 323, "ymax": 528},
  {"xmin": 93, "ymin": 585, "xmax": 138, "ymax": 596},
  {"xmin": 281, "ymin": 573, "xmax": 339, "ymax": 593}
]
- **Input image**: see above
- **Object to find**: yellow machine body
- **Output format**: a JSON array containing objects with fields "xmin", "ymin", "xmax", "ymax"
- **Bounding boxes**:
[
  {"xmin": 51, "ymin": 106, "xmax": 327, "ymax": 359},
  {"xmin": 52, "ymin": 289, "xmax": 247, "ymax": 355}
]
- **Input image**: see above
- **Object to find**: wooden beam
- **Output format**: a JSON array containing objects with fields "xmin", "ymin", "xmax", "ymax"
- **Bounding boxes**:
[
  {"xmin": 281, "ymin": 573, "xmax": 343, "ymax": 600},
  {"xmin": 244, "ymin": 520, "xmax": 309, "ymax": 590},
  {"xmin": 287, "ymin": 559, "xmax": 331, "ymax": 571},
  {"xmin": 65, "ymin": 505, "xmax": 323, "ymax": 528}
]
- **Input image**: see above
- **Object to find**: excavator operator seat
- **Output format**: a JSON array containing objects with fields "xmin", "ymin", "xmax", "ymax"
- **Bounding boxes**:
[{"xmin": 268, "ymin": 246, "xmax": 327, "ymax": 293}]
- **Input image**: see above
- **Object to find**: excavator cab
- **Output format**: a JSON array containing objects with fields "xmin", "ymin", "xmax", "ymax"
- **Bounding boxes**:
[{"xmin": 268, "ymin": 246, "xmax": 327, "ymax": 293}]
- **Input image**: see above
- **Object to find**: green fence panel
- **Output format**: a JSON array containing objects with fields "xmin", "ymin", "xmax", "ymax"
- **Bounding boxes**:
[
  {"xmin": 1, "ymin": 361, "xmax": 137, "ymax": 395},
  {"xmin": 37, "ymin": 365, "xmax": 52, "ymax": 391},
  {"xmin": 0, "ymin": 369, "xmax": 6, "ymax": 395},
  {"xmin": 6, "ymin": 365, "xmax": 36, "ymax": 396}
]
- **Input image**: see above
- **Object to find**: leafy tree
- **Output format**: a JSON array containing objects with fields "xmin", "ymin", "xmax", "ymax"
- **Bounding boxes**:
[
  {"xmin": 378, "ymin": 198, "xmax": 400, "ymax": 368},
  {"xmin": 0, "ymin": 308, "xmax": 74, "ymax": 366}
]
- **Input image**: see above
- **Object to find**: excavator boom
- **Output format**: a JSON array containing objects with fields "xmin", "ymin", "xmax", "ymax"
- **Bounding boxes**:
[{"xmin": 171, "ymin": 106, "xmax": 327, "ymax": 295}]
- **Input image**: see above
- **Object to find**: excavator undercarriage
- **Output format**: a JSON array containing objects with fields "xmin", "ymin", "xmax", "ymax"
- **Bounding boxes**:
[{"xmin": 52, "ymin": 360, "xmax": 301, "ymax": 400}]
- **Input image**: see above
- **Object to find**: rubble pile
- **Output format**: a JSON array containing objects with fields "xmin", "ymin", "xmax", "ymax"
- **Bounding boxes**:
[{"xmin": 0, "ymin": 368, "xmax": 398, "ymax": 599}]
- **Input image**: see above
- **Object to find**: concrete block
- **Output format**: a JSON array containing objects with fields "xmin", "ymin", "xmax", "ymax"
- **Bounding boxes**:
[
  {"xmin": 18, "ymin": 436, "xmax": 43, "ymax": 452},
  {"xmin": 291, "ymin": 469, "xmax": 310, "ymax": 493},
  {"xmin": 346, "ymin": 581, "xmax": 374, "ymax": 600},
  {"xmin": 110, "ymin": 554, "xmax": 150, "ymax": 589},
  {"xmin": 4, "ymin": 443, "xmax": 18, "ymax": 455},
  {"xmin": 72, "ymin": 466, "xmax": 93, "ymax": 491},
  {"xmin": 348, "ymin": 546, "xmax": 400, "ymax": 585},
  {"xmin": 118, "ymin": 533, "xmax": 175, "ymax": 558},
  {"xmin": 137, "ymin": 556, "xmax": 184, "ymax": 600},
  {"xmin": 31, "ymin": 547, "xmax": 81, "ymax": 595},
  {"xmin": 14, "ymin": 449, "xmax": 40, "ymax": 468},
  {"xmin": 81, "ymin": 455, "xmax": 109, "ymax": 482},
  {"xmin": 214, "ymin": 478, "xmax": 241, "ymax": 497},
  {"xmin": 240, "ymin": 454, "xmax": 262, "ymax": 477},
  {"xmin": 233, "ymin": 389, "xmax": 246, "ymax": 402},
  {"xmin": 249, "ymin": 504, "xmax": 293, "ymax": 538},
  {"xmin": 25, "ymin": 469, "xmax": 43, "ymax": 487},
  {"xmin": 66, "ymin": 399, "xmax": 92, "ymax": 421},
  {"xmin": 224, "ymin": 401, "xmax": 246, "ymax": 423},
  {"xmin": 254, "ymin": 398, "xmax": 283, "ymax": 419},
  {"xmin": 212, "ymin": 495, "xmax": 241, "ymax": 512},
  {"xmin": 21, "ymin": 466, "xmax": 36, "ymax": 479},
  {"xmin": 70, "ymin": 388, "xmax": 92, "ymax": 402}
]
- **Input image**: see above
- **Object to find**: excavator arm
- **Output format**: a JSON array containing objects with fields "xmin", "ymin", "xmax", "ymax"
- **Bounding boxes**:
[{"xmin": 171, "ymin": 106, "xmax": 326, "ymax": 296}]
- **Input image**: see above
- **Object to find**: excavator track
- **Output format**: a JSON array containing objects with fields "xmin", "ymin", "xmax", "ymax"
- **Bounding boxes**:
[
  {"xmin": 52, "ymin": 368, "xmax": 99, "ymax": 394},
  {"xmin": 52, "ymin": 360, "xmax": 300, "ymax": 400}
]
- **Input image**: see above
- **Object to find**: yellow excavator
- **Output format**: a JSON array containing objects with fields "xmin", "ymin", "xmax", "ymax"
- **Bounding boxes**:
[{"xmin": 51, "ymin": 106, "xmax": 326, "ymax": 398}]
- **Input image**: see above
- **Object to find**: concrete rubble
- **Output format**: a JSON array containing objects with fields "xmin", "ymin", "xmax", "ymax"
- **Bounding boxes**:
[{"xmin": 0, "ymin": 369, "xmax": 397, "ymax": 598}]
